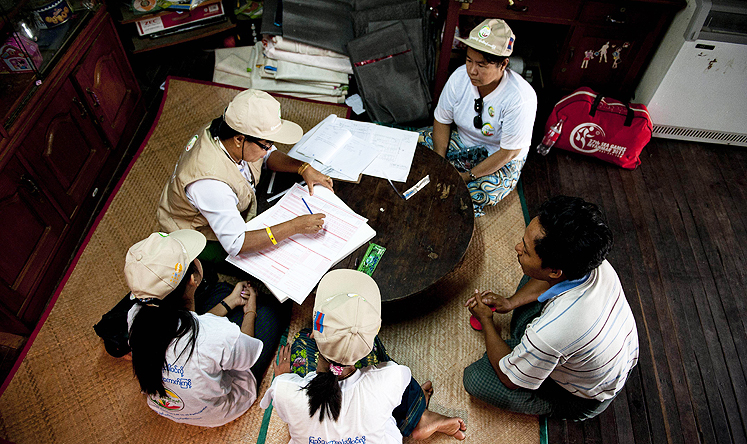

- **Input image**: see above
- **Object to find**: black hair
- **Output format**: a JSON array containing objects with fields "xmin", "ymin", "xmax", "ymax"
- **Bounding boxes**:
[
  {"xmin": 129, "ymin": 262, "xmax": 200, "ymax": 397},
  {"xmin": 468, "ymin": 47, "xmax": 509, "ymax": 67},
  {"xmin": 209, "ymin": 115, "xmax": 262, "ymax": 145},
  {"xmin": 534, "ymin": 196, "xmax": 613, "ymax": 280},
  {"xmin": 303, "ymin": 360, "xmax": 344, "ymax": 422}
]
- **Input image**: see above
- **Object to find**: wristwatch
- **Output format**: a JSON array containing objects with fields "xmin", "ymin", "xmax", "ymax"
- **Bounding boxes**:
[{"xmin": 469, "ymin": 170, "xmax": 477, "ymax": 181}]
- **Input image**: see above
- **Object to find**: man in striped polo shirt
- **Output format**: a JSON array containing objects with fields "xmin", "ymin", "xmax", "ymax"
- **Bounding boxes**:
[{"xmin": 463, "ymin": 196, "xmax": 639, "ymax": 420}]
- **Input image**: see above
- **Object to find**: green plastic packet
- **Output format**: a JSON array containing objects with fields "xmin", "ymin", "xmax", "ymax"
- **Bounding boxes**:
[{"xmin": 357, "ymin": 243, "xmax": 386, "ymax": 276}]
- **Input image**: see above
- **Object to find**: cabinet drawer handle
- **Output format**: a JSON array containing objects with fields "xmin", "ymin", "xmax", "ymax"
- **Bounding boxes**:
[
  {"xmin": 86, "ymin": 88, "xmax": 101, "ymax": 107},
  {"xmin": 567, "ymin": 47, "xmax": 575, "ymax": 63},
  {"xmin": 21, "ymin": 174, "xmax": 41, "ymax": 197},
  {"xmin": 72, "ymin": 97, "xmax": 88, "ymax": 117},
  {"xmin": 606, "ymin": 14, "xmax": 626, "ymax": 24},
  {"xmin": 507, "ymin": 2, "xmax": 528, "ymax": 12}
]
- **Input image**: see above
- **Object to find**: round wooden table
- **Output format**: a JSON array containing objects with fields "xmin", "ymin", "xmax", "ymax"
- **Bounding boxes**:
[{"xmin": 257, "ymin": 144, "xmax": 474, "ymax": 303}]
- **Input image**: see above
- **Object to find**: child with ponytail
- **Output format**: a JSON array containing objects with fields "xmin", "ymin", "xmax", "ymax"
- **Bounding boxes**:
[{"xmin": 261, "ymin": 269, "xmax": 467, "ymax": 442}]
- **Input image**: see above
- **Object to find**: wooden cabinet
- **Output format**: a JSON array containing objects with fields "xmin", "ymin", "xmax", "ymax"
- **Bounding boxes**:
[
  {"xmin": 435, "ymin": 0, "xmax": 685, "ymax": 101},
  {"xmin": 0, "ymin": 8, "xmax": 144, "ymax": 335},
  {"xmin": 552, "ymin": 1, "xmax": 677, "ymax": 97},
  {"xmin": 73, "ymin": 21, "xmax": 141, "ymax": 146},
  {"xmin": 18, "ymin": 79, "xmax": 109, "ymax": 219},
  {"xmin": 0, "ymin": 156, "xmax": 69, "ymax": 335}
]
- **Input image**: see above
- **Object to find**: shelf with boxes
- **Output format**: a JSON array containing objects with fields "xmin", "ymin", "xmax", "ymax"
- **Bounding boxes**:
[{"xmin": 113, "ymin": 0, "xmax": 235, "ymax": 53}]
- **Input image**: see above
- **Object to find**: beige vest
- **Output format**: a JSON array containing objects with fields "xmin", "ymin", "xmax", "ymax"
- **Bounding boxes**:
[{"xmin": 157, "ymin": 126, "xmax": 263, "ymax": 241}]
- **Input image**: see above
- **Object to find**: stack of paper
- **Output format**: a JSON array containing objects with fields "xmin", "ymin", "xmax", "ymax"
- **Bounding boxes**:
[
  {"xmin": 288, "ymin": 114, "xmax": 419, "ymax": 183},
  {"xmin": 226, "ymin": 184, "xmax": 375, "ymax": 304}
]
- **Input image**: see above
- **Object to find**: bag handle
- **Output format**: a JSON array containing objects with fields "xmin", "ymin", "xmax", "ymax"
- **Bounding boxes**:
[
  {"xmin": 589, "ymin": 92, "xmax": 636, "ymax": 127},
  {"xmin": 589, "ymin": 93, "xmax": 604, "ymax": 117}
]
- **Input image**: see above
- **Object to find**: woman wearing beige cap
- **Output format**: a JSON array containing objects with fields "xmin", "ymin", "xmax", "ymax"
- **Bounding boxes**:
[
  {"xmin": 420, "ymin": 19, "xmax": 537, "ymax": 217},
  {"xmin": 124, "ymin": 230, "xmax": 282, "ymax": 427},
  {"xmin": 157, "ymin": 89, "xmax": 334, "ymax": 268},
  {"xmin": 260, "ymin": 269, "xmax": 467, "ymax": 442}
]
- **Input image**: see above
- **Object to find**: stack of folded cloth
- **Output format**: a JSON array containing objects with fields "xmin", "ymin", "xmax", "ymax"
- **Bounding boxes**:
[{"xmin": 213, "ymin": 36, "xmax": 350, "ymax": 103}]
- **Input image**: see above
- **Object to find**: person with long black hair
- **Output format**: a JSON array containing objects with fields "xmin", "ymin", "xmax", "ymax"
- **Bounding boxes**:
[
  {"xmin": 125, "ymin": 230, "xmax": 272, "ymax": 427},
  {"xmin": 261, "ymin": 269, "xmax": 467, "ymax": 442}
]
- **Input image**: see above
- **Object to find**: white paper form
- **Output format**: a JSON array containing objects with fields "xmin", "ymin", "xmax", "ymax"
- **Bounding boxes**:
[
  {"xmin": 226, "ymin": 184, "xmax": 373, "ymax": 304},
  {"xmin": 288, "ymin": 115, "xmax": 378, "ymax": 181},
  {"xmin": 325, "ymin": 119, "xmax": 419, "ymax": 182},
  {"xmin": 295, "ymin": 121, "xmax": 352, "ymax": 164}
]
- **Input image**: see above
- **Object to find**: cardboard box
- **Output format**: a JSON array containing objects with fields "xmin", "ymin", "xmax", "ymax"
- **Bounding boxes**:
[
  {"xmin": 135, "ymin": 2, "xmax": 224, "ymax": 36},
  {"xmin": 0, "ymin": 33, "xmax": 43, "ymax": 74}
]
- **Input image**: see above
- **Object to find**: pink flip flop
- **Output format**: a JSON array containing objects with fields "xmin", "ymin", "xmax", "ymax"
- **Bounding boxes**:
[{"xmin": 469, "ymin": 306, "xmax": 497, "ymax": 331}]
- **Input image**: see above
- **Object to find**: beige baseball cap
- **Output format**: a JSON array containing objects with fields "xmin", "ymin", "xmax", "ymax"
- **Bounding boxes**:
[
  {"xmin": 456, "ymin": 19, "xmax": 515, "ymax": 57},
  {"xmin": 224, "ymin": 89, "xmax": 303, "ymax": 144},
  {"xmin": 124, "ymin": 230, "xmax": 206, "ymax": 300},
  {"xmin": 312, "ymin": 269, "xmax": 382, "ymax": 366}
]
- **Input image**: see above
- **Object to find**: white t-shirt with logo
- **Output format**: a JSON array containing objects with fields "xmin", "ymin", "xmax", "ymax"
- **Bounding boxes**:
[
  {"xmin": 434, "ymin": 65, "xmax": 537, "ymax": 159},
  {"xmin": 260, "ymin": 361, "xmax": 411, "ymax": 444},
  {"xmin": 127, "ymin": 307, "xmax": 263, "ymax": 427}
]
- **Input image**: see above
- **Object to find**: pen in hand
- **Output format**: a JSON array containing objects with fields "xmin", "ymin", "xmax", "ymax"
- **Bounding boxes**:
[{"xmin": 301, "ymin": 198, "xmax": 313, "ymax": 214}]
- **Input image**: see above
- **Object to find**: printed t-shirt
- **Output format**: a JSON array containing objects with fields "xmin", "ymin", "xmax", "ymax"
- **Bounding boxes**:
[
  {"xmin": 434, "ymin": 65, "xmax": 537, "ymax": 158},
  {"xmin": 127, "ymin": 307, "xmax": 263, "ymax": 426},
  {"xmin": 260, "ymin": 361, "xmax": 411, "ymax": 444}
]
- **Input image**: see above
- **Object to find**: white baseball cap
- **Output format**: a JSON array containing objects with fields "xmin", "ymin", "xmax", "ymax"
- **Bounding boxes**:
[
  {"xmin": 124, "ymin": 230, "xmax": 206, "ymax": 300},
  {"xmin": 456, "ymin": 19, "xmax": 516, "ymax": 57},
  {"xmin": 224, "ymin": 89, "xmax": 303, "ymax": 144},
  {"xmin": 312, "ymin": 269, "xmax": 382, "ymax": 365}
]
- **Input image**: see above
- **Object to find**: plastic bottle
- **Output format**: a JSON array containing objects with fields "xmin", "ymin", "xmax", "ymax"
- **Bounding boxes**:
[{"xmin": 536, "ymin": 117, "xmax": 565, "ymax": 156}]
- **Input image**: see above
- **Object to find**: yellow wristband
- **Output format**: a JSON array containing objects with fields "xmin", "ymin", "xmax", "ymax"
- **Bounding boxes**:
[
  {"xmin": 297, "ymin": 162, "xmax": 310, "ymax": 175},
  {"xmin": 265, "ymin": 226, "xmax": 277, "ymax": 245}
]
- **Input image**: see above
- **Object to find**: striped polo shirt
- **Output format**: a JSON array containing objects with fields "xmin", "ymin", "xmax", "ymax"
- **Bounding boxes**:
[{"xmin": 499, "ymin": 260, "xmax": 639, "ymax": 401}]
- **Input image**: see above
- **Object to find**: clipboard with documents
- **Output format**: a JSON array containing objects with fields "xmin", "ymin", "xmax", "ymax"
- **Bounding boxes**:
[{"xmin": 226, "ymin": 184, "xmax": 375, "ymax": 304}]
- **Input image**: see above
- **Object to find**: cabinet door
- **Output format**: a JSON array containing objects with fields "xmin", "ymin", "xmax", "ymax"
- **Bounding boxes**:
[
  {"xmin": 18, "ymin": 79, "xmax": 109, "ymax": 219},
  {"xmin": 0, "ymin": 156, "xmax": 67, "ymax": 333},
  {"xmin": 73, "ymin": 18, "xmax": 141, "ymax": 148},
  {"xmin": 552, "ymin": 2, "xmax": 658, "ymax": 98}
]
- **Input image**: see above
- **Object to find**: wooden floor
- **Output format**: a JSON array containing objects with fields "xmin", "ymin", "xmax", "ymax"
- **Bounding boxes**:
[
  {"xmin": 55, "ymin": 36, "xmax": 747, "ymax": 444},
  {"xmin": 520, "ymin": 140, "xmax": 747, "ymax": 444}
]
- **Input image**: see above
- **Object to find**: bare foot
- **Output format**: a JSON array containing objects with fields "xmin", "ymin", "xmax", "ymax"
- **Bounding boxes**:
[
  {"xmin": 422, "ymin": 380, "xmax": 433, "ymax": 407},
  {"xmin": 411, "ymin": 410, "xmax": 467, "ymax": 441}
]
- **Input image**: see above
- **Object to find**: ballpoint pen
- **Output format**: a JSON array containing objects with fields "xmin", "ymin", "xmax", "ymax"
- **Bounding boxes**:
[{"xmin": 301, "ymin": 198, "xmax": 313, "ymax": 214}]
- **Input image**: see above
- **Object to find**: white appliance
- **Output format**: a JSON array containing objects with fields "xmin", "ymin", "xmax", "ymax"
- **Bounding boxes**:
[{"xmin": 635, "ymin": 0, "xmax": 747, "ymax": 147}]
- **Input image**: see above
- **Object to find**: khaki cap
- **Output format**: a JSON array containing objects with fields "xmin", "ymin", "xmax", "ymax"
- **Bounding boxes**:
[
  {"xmin": 224, "ymin": 89, "xmax": 303, "ymax": 144},
  {"xmin": 456, "ymin": 19, "xmax": 515, "ymax": 57},
  {"xmin": 312, "ymin": 269, "xmax": 382, "ymax": 366},
  {"xmin": 124, "ymin": 230, "xmax": 206, "ymax": 300}
]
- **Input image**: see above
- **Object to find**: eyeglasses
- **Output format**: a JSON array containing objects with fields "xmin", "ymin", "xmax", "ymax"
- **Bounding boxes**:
[
  {"xmin": 254, "ymin": 139, "xmax": 273, "ymax": 151},
  {"xmin": 473, "ymin": 97, "xmax": 483, "ymax": 129}
]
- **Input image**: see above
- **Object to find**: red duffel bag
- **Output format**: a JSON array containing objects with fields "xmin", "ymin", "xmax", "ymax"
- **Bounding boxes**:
[{"xmin": 543, "ymin": 87, "xmax": 653, "ymax": 169}]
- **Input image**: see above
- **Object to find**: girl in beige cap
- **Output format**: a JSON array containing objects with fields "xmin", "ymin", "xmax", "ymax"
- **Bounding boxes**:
[
  {"xmin": 420, "ymin": 19, "xmax": 537, "ymax": 217},
  {"xmin": 157, "ymin": 89, "xmax": 334, "ymax": 269},
  {"xmin": 260, "ymin": 269, "xmax": 467, "ymax": 442},
  {"xmin": 124, "ymin": 230, "xmax": 283, "ymax": 427}
]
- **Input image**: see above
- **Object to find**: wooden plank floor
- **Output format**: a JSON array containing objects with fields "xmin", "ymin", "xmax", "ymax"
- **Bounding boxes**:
[{"xmin": 520, "ymin": 139, "xmax": 747, "ymax": 444}]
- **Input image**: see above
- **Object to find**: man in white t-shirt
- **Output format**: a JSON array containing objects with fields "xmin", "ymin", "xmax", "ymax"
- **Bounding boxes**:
[
  {"xmin": 464, "ymin": 196, "xmax": 639, "ymax": 420},
  {"xmin": 421, "ymin": 19, "xmax": 537, "ymax": 216}
]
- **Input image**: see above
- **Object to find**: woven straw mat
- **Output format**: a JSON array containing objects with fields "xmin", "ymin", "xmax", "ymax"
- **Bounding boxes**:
[{"xmin": 0, "ymin": 78, "xmax": 538, "ymax": 444}]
